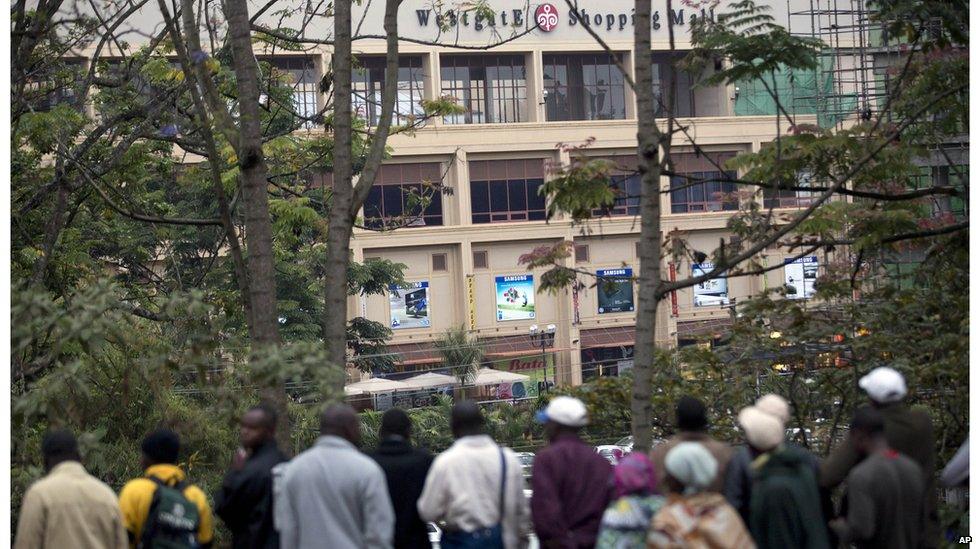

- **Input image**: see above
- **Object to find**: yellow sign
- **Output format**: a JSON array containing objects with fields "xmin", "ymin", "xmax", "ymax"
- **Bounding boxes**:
[{"xmin": 466, "ymin": 275, "xmax": 476, "ymax": 330}]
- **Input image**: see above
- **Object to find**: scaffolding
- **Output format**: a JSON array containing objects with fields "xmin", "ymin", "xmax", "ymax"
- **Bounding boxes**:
[{"xmin": 787, "ymin": 0, "xmax": 909, "ymax": 129}]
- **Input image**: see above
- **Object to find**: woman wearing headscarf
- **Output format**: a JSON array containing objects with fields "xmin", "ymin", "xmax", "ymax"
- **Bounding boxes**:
[
  {"xmin": 647, "ymin": 442, "xmax": 755, "ymax": 549},
  {"xmin": 595, "ymin": 453, "xmax": 665, "ymax": 549}
]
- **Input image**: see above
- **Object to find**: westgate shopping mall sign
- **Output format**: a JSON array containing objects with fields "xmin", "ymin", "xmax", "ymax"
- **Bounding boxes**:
[{"xmin": 413, "ymin": 3, "xmax": 716, "ymax": 35}]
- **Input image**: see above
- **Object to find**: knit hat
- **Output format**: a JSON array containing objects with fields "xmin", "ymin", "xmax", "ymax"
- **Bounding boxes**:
[
  {"xmin": 664, "ymin": 442, "xmax": 717, "ymax": 494},
  {"xmin": 738, "ymin": 406, "xmax": 785, "ymax": 452},
  {"xmin": 613, "ymin": 452, "xmax": 658, "ymax": 499},
  {"xmin": 858, "ymin": 367, "xmax": 907, "ymax": 404},
  {"xmin": 756, "ymin": 394, "xmax": 791, "ymax": 425}
]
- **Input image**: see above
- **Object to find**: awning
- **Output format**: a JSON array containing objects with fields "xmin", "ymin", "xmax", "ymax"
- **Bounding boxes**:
[
  {"xmin": 580, "ymin": 326, "xmax": 636, "ymax": 349},
  {"xmin": 472, "ymin": 367, "xmax": 531, "ymax": 386},
  {"xmin": 344, "ymin": 377, "xmax": 410, "ymax": 393},
  {"xmin": 344, "ymin": 386, "xmax": 366, "ymax": 396},
  {"xmin": 400, "ymin": 372, "xmax": 458, "ymax": 389}
]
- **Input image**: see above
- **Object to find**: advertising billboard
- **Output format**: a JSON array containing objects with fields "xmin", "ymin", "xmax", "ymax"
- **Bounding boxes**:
[
  {"xmin": 596, "ymin": 268, "xmax": 635, "ymax": 313},
  {"xmin": 691, "ymin": 263, "xmax": 729, "ymax": 307},
  {"xmin": 784, "ymin": 256, "xmax": 818, "ymax": 299},
  {"xmin": 389, "ymin": 281, "xmax": 430, "ymax": 329},
  {"xmin": 495, "ymin": 274, "xmax": 536, "ymax": 321}
]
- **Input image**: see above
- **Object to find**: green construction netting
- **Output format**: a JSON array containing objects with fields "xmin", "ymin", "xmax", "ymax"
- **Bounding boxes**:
[{"xmin": 733, "ymin": 52, "xmax": 858, "ymax": 128}]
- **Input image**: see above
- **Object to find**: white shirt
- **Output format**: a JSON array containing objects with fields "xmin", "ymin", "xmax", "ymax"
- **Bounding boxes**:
[{"xmin": 417, "ymin": 435, "xmax": 531, "ymax": 549}]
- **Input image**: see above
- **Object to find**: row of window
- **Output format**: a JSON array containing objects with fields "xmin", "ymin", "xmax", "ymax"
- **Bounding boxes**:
[
  {"xmin": 361, "ymin": 155, "xmax": 762, "ymax": 227},
  {"xmin": 31, "ymin": 53, "xmax": 710, "ymax": 125}
]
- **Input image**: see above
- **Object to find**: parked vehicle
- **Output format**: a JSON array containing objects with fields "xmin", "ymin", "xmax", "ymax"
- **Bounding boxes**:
[{"xmin": 516, "ymin": 451, "xmax": 535, "ymax": 480}]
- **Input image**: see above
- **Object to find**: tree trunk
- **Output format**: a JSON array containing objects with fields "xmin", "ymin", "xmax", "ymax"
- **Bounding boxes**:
[
  {"xmin": 324, "ymin": 0, "xmax": 402, "ymax": 393},
  {"xmin": 323, "ymin": 0, "xmax": 355, "ymax": 384},
  {"xmin": 631, "ymin": 0, "xmax": 664, "ymax": 452},
  {"xmin": 224, "ymin": 0, "xmax": 290, "ymax": 448}
]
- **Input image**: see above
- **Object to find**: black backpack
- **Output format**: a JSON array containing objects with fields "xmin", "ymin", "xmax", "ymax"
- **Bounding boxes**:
[{"xmin": 139, "ymin": 476, "xmax": 200, "ymax": 549}]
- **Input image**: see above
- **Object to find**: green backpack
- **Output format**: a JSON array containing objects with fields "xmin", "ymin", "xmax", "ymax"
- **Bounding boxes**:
[{"xmin": 139, "ymin": 476, "xmax": 201, "ymax": 549}]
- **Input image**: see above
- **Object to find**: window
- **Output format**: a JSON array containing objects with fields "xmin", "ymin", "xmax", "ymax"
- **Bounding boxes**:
[
  {"xmin": 353, "ymin": 56, "xmax": 425, "ymax": 126},
  {"xmin": 432, "ymin": 253, "xmax": 448, "ymax": 271},
  {"xmin": 266, "ymin": 57, "xmax": 319, "ymax": 128},
  {"xmin": 362, "ymin": 163, "xmax": 443, "ymax": 228},
  {"xmin": 581, "ymin": 155, "xmax": 641, "ymax": 216},
  {"xmin": 543, "ymin": 54, "xmax": 626, "ymax": 121},
  {"xmin": 764, "ymin": 171, "xmax": 818, "ymax": 208},
  {"xmin": 914, "ymin": 164, "xmax": 969, "ymax": 218},
  {"xmin": 24, "ymin": 58, "xmax": 86, "ymax": 112},
  {"xmin": 575, "ymin": 244, "xmax": 589, "ymax": 262},
  {"xmin": 473, "ymin": 250, "xmax": 489, "ymax": 269},
  {"xmin": 441, "ymin": 55, "xmax": 527, "ymax": 124},
  {"xmin": 651, "ymin": 52, "xmax": 696, "ymax": 118},
  {"xmin": 469, "ymin": 159, "xmax": 546, "ymax": 223},
  {"xmin": 669, "ymin": 152, "xmax": 739, "ymax": 213}
]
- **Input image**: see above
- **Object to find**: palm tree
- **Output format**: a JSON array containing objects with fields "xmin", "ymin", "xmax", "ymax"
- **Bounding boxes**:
[{"xmin": 434, "ymin": 327, "xmax": 484, "ymax": 400}]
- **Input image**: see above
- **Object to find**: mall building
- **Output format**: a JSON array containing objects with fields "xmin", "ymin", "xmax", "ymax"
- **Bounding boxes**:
[{"xmin": 73, "ymin": 0, "xmax": 848, "ymax": 389}]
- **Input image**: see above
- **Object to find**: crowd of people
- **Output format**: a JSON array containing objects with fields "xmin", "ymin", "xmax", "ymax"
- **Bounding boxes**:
[{"xmin": 14, "ymin": 366, "xmax": 968, "ymax": 549}]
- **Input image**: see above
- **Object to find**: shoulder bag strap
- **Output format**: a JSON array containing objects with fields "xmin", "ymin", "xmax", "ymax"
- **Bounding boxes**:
[{"xmin": 498, "ymin": 447, "xmax": 507, "ymax": 524}]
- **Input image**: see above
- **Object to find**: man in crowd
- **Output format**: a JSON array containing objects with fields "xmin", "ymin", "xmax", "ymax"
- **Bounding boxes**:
[
  {"xmin": 215, "ymin": 404, "xmax": 289, "ymax": 549},
  {"xmin": 829, "ymin": 406, "xmax": 925, "ymax": 549},
  {"xmin": 15, "ymin": 429, "xmax": 127, "ymax": 549},
  {"xmin": 276, "ymin": 403, "xmax": 394, "ymax": 549},
  {"xmin": 531, "ymin": 396, "xmax": 612, "ymax": 548},
  {"xmin": 649, "ymin": 395, "xmax": 732, "ymax": 493},
  {"xmin": 118, "ymin": 429, "xmax": 214, "ymax": 548},
  {"xmin": 369, "ymin": 408, "xmax": 434, "ymax": 549},
  {"xmin": 738, "ymin": 404, "xmax": 829, "ymax": 549},
  {"xmin": 418, "ymin": 400, "xmax": 530, "ymax": 549},
  {"xmin": 724, "ymin": 394, "xmax": 824, "ymax": 523},
  {"xmin": 819, "ymin": 367, "xmax": 937, "ymax": 547}
]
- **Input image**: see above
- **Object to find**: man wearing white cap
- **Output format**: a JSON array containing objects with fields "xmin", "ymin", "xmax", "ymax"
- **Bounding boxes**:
[
  {"xmin": 531, "ymin": 396, "xmax": 612, "ymax": 549},
  {"xmin": 737, "ymin": 405, "xmax": 829, "ymax": 549},
  {"xmin": 819, "ymin": 366, "xmax": 937, "ymax": 548}
]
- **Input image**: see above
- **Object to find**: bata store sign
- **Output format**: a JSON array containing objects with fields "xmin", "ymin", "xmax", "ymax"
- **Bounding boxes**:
[{"xmin": 407, "ymin": 1, "xmax": 716, "ymax": 38}]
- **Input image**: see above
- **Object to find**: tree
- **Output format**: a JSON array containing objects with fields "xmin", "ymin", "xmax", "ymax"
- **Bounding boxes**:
[{"xmin": 434, "ymin": 327, "xmax": 485, "ymax": 397}]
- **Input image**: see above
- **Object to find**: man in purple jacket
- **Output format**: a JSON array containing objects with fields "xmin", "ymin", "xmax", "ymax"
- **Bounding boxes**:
[{"xmin": 531, "ymin": 396, "xmax": 614, "ymax": 549}]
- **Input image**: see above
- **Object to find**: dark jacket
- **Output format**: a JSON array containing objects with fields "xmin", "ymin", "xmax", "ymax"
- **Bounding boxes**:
[
  {"xmin": 749, "ymin": 446, "xmax": 830, "ymax": 549},
  {"xmin": 819, "ymin": 403, "xmax": 937, "ymax": 547},
  {"xmin": 725, "ymin": 442, "xmax": 832, "ymax": 524},
  {"xmin": 369, "ymin": 436, "xmax": 434, "ymax": 549},
  {"xmin": 531, "ymin": 432, "xmax": 613, "ymax": 549},
  {"xmin": 832, "ymin": 450, "xmax": 926, "ymax": 549},
  {"xmin": 214, "ymin": 441, "xmax": 289, "ymax": 549}
]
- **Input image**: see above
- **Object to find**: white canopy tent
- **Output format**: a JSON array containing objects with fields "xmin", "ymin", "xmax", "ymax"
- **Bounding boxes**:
[
  {"xmin": 344, "ymin": 377, "xmax": 410, "ymax": 394},
  {"xmin": 471, "ymin": 367, "xmax": 530, "ymax": 386},
  {"xmin": 400, "ymin": 372, "xmax": 458, "ymax": 389},
  {"xmin": 344, "ymin": 386, "xmax": 366, "ymax": 397}
]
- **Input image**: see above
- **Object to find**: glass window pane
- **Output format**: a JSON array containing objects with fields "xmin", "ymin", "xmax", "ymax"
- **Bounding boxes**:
[
  {"xmin": 508, "ymin": 180, "xmax": 527, "ymax": 211},
  {"xmin": 489, "ymin": 180, "xmax": 509, "ymax": 211},
  {"xmin": 471, "ymin": 181, "xmax": 489, "ymax": 213}
]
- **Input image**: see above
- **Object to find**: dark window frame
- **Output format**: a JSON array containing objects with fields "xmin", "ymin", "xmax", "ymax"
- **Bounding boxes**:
[
  {"xmin": 543, "ymin": 53, "xmax": 627, "ymax": 121},
  {"xmin": 470, "ymin": 159, "xmax": 546, "ymax": 224},
  {"xmin": 362, "ymin": 163, "xmax": 444, "ymax": 229},
  {"xmin": 441, "ymin": 54, "xmax": 527, "ymax": 124},
  {"xmin": 352, "ymin": 55, "xmax": 426, "ymax": 127}
]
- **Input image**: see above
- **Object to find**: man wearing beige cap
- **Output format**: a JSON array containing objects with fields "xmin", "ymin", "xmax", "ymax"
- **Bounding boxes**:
[
  {"xmin": 723, "ymin": 394, "xmax": 820, "ymax": 522},
  {"xmin": 737, "ymin": 405, "xmax": 829, "ymax": 549},
  {"xmin": 531, "ymin": 396, "xmax": 613, "ymax": 549},
  {"xmin": 819, "ymin": 366, "xmax": 937, "ymax": 548}
]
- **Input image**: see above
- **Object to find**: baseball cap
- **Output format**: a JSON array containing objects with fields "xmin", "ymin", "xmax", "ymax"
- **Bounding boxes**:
[
  {"xmin": 858, "ymin": 367, "xmax": 907, "ymax": 404},
  {"xmin": 535, "ymin": 396, "xmax": 589, "ymax": 427}
]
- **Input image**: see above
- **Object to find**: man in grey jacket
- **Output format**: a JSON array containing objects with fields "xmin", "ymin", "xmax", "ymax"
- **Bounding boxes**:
[{"xmin": 275, "ymin": 404, "xmax": 394, "ymax": 549}]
